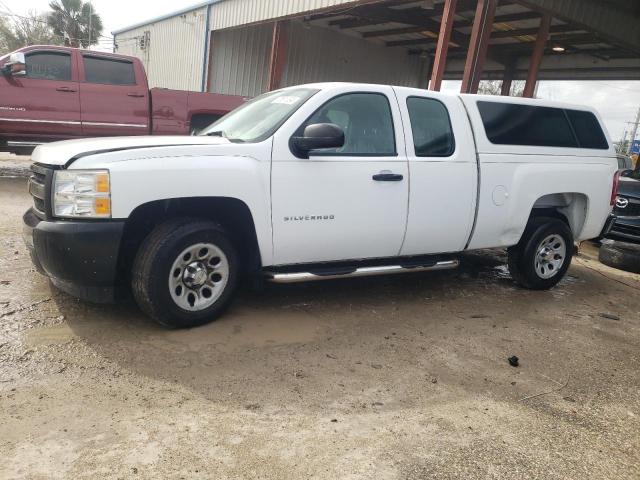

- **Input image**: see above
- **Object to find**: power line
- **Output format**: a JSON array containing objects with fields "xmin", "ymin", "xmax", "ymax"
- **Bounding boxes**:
[{"xmin": 0, "ymin": 0, "xmax": 16, "ymax": 14}]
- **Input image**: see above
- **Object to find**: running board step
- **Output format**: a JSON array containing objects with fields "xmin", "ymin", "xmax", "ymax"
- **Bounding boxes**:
[{"xmin": 265, "ymin": 260, "xmax": 459, "ymax": 284}]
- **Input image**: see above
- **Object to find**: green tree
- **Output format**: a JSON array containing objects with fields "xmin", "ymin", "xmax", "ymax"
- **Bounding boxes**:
[
  {"xmin": 0, "ymin": 12, "xmax": 64, "ymax": 55},
  {"xmin": 478, "ymin": 79, "xmax": 525, "ymax": 97},
  {"xmin": 0, "ymin": 16, "xmax": 19, "ymax": 54},
  {"xmin": 47, "ymin": 0, "xmax": 103, "ymax": 48},
  {"xmin": 616, "ymin": 139, "xmax": 630, "ymax": 155}
]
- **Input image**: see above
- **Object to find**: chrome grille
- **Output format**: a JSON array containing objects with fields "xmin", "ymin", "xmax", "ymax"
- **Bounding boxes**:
[
  {"xmin": 28, "ymin": 164, "xmax": 53, "ymax": 217},
  {"xmin": 614, "ymin": 197, "xmax": 640, "ymax": 217}
]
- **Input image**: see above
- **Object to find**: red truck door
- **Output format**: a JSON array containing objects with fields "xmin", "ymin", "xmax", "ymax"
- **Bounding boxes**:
[
  {"xmin": 78, "ymin": 53, "xmax": 150, "ymax": 137},
  {"xmin": 0, "ymin": 49, "xmax": 80, "ymax": 140}
]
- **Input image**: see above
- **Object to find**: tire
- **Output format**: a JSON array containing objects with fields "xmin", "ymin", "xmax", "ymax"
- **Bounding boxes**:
[
  {"xmin": 599, "ymin": 240, "xmax": 640, "ymax": 274},
  {"xmin": 507, "ymin": 217, "xmax": 574, "ymax": 290},
  {"xmin": 131, "ymin": 218, "xmax": 239, "ymax": 328}
]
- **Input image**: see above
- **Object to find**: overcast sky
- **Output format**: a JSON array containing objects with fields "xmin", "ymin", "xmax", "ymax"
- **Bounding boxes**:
[{"xmin": 2, "ymin": 0, "xmax": 639, "ymax": 142}]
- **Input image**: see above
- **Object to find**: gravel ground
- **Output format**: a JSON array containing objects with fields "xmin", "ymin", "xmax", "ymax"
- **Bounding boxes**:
[
  {"xmin": 0, "ymin": 152, "xmax": 31, "ymax": 177},
  {"xmin": 0, "ymin": 176, "xmax": 639, "ymax": 479}
]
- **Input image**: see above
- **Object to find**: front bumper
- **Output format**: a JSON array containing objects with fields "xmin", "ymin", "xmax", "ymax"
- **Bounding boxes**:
[
  {"xmin": 603, "ymin": 214, "xmax": 640, "ymax": 244},
  {"xmin": 23, "ymin": 208, "xmax": 125, "ymax": 303}
]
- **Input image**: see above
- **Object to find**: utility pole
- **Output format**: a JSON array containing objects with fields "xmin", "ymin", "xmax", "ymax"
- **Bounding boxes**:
[
  {"xmin": 88, "ymin": 1, "xmax": 93, "ymax": 47},
  {"xmin": 628, "ymin": 106, "xmax": 640, "ymax": 155}
]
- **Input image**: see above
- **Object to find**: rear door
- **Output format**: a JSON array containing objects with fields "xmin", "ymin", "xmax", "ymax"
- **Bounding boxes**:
[
  {"xmin": 78, "ymin": 54, "xmax": 149, "ymax": 136},
  {"xmin": 393, "ymin": 87, "xmax": 478, "ymax": 255},
  {"xmin": 0, "ymin": 49, "xmax": 80, "ymax": 139}
]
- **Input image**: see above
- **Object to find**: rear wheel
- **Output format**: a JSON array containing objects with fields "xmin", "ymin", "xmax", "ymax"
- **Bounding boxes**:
[
  {"xmin": 131, "ymin": 218, "xmax": 238, "ymax": 328},
  {"xmin": 508, "ymin": 217, "xmax": 573, "ymax": 290}
]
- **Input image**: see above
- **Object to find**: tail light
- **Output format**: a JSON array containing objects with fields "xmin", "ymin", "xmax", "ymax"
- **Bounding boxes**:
[{"xmin": 611, "ymin": 170, "xmax": 620, "ymax": 206}]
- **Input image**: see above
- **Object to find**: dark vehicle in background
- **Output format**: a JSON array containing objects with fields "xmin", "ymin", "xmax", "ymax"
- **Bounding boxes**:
[
  {"xmin": 605, "ymin": 163, "xmax": 640, "ymax": 243},
  {"xmin": 0, "ymin": 46, "xmax": 246, "ymax": 155}
]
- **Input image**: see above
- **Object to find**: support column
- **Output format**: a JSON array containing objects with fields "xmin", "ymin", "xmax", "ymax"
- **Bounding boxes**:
[
  {"xmin": 523, "ymin": 13, "xmax": 551, "ymax": 98},
  {"xmin": 267, "ymin": 20, "xmax": 289, "ymax": 91},
  {"xmin": 501, "ymin": 62, "xmax": 515, "ymax": 96},
  {"xmin": 205, "ymin": 31, "xmax": 214, "ymax": 92},
  {"xmin": 460, "ymin": 0, "xmax": 496, "ymax": 94},
  {"xmin": 429, "ymin": 0, "xmax": 458, "ymax": 91}
]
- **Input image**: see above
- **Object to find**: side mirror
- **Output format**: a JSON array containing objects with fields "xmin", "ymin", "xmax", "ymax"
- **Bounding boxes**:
[
  {"xmin": 620, "ymin": 169, "xmax": 633, "ymax": 177},
  {"xmin": 290, "ymin": 123, "xmax": 345, "ymax": 158},
  {"xmin": 1, "ymin": 52, "xmax": 26, "ymax": 76}
]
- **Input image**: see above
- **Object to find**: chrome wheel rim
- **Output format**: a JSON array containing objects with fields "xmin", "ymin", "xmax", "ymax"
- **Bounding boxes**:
[
  {"xmin": 168, "ymin": 242, "xmax": 229, "ymax": 311},
  {"xmin": 534, "ymin": 234, "xmax": 566, "ymax": 279}
]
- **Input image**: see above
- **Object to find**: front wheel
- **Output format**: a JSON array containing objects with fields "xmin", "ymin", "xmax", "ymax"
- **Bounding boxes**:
[
  {"xmin": 131, "ymin": 218, "xmax": 239, "ymax": 328},
  {"xmin": 508, "ymin": 217, "xmax": 573, "ymax": 290}
]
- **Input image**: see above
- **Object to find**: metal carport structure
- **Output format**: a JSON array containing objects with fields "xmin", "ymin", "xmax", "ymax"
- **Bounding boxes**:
[{"xmin": 113, "ymin": 0, "xmax": 640, "ymax": 97}]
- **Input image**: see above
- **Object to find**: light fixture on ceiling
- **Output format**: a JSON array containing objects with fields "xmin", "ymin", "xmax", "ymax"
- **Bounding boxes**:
[
  {"xmin": 420, "ymin": 0, "xmax": 435, "ymax": 10},
  {"xmin": 552, "ymin": 45, "xmax": 566, "ymax": 52}
]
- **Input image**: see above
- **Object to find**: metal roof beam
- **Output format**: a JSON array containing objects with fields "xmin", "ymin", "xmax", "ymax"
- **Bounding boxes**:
[
  {"xmin": 385, "ymin": 24, "xmax": 582, "ymax": 47},
  {"xmin": 491, "ymin": 24, "xmax": 579, "ymax": 39},
  {"xmin": 362, "ymin": 11, "xmax": 543, "ymax": 39},
  {"xmin": 329, "ymin": 0, "xmax": 478, "ymax": 29},
  {"xmin": 515, "ymin": 0, "xmax": 640, "ymax": 54}
]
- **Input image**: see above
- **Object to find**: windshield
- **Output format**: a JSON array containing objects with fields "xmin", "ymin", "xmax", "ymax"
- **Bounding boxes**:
[{"xmin": 200, "ymin": 87, "xmax": 319, "ymax": 142}]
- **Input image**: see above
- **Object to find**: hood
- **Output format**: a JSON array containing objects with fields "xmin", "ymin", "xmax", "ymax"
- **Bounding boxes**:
[
  {"xmin": 618, "ymin": 175, "xmax": 640, "ymax": 200},
  {"xmin": 31, "ymin": 135, "xmax": 231, "ymax": 166}
]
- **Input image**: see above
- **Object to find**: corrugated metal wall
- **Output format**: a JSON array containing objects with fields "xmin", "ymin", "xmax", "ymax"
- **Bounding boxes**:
[
  {"xmin": 114, "ymin": 6, "xmax": 208, "ymax": 91},
  {"xmin": 208, "ymin": 21, "xmax": 425, "ymax": 97},
  {"xmin": 209, "ymin": 0, "xmax": 361, "ymax": 30},
  {"xmin": 208, "ymin": 23, "xmax": 273, "ymax": 97},
  {"xmin": 282, "ymin": 21, "xmax": 424, "ymax": 88}
]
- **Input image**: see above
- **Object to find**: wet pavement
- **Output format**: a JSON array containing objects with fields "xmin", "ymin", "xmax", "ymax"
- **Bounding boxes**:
[{"xmin": 0, "ymin": 176, "xmax": 639, "ymax": 479}]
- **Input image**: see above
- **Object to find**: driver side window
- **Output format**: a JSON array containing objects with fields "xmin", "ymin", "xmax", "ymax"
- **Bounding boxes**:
[
  {"xmin": 25, "ymin": 52, "xmax": 71, "ymax": 81},
  {"xmin": 301, "ymin": 92, "xmax": 396, "ymax": 156}
]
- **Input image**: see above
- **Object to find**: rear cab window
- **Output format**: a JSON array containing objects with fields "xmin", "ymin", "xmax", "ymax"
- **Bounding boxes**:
[
  {"xmin": 82, "ymin": 56, "xmax": 136, "ymax": 85},
  {"xmin": 477, "ymin": 101, "xmax": 609, "ymax": 150},
  {"xmin": 24, "ymin": 51, "xmax": 72, "ymax": 81},
  {"xmin": 565, "ymin": 110, "xmax": 608, "ymax": 149}
]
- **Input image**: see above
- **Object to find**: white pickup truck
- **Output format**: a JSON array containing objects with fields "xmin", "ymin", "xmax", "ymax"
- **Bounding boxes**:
[{"xmin": 23, "ymin": 82, "xmax": 618, "ymax": 328}]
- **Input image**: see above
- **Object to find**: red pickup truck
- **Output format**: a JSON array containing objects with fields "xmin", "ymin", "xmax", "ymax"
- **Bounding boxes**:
[{"xmin": 0, "ymin": 45, "xmax": 246, "ymax": 154}]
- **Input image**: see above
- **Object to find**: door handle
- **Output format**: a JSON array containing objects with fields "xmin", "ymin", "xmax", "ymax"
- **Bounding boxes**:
[
  {"xmin": 372, "ymin": 172, "xmax": 404, "ymax": 182},
  {"xmin": 56, "ymin": 86, "xmax": 76, "ymax": 92},
  {"xmin": 127, "ymin": 92, "xmax": 145, "ymax": 97}
]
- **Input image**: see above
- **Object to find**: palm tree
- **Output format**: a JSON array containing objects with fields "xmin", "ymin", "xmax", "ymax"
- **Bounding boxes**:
[{"xmin": 47, "ymin": 0, "xmax": 103, "ymax": 48}]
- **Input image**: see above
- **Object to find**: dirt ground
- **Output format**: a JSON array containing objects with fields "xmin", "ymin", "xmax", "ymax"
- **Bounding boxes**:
[{"xmin": 0, "ymin": 176, "xmax": 639, "ymax": 480}]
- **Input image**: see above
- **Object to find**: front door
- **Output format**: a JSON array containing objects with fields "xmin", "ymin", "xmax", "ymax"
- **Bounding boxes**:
[
  {"xmin": 78, "ymin": 54, "xmax": 149, "ymax": 136},
  {"xmin": 271, "ymin": 86, "xmax": 409, "ymax": 265},
  {"xmin": 0, "ymin": 49, "xmax": 80, "ymax": 139}
]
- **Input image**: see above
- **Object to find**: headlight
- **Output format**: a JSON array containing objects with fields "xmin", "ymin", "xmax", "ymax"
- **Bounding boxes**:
[{"xmin": 53, "ymin": 170, "xmax": 111, "ymax": 218}]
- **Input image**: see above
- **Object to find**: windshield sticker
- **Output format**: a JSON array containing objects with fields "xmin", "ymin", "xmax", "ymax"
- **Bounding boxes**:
[{"xmin": 271, "ymin": 96, "xmax": 301, "ymax": 105}]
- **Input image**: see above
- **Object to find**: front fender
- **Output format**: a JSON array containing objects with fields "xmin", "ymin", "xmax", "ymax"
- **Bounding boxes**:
[{"xmin": 69, "ymin": 142, "xmax": 274, "ymax": 265}]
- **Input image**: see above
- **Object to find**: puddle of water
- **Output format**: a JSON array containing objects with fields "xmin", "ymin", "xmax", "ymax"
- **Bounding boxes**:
[{"xmin": 144, "ymin": 306, "xmax": 326, "ymax": 354}]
